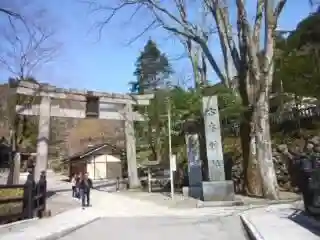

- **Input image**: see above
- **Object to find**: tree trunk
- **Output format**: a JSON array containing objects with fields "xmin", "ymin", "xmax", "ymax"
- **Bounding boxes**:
[
  {"xmin": 156, "ymin": 142, "xmax": 162, "ymax": 162},
  {"xmin": 237, "ymin": 62, "xmax": 262, "ymax": 196},
  {"xmin": 255, "ymin": 90, "xmax": 279, "ymax": 200},
  {"xmin": 240, "ymin": 109, "xmax": 263, "ymax": 197}
]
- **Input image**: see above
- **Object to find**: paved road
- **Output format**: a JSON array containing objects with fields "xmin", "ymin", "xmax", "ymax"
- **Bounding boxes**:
[
  {"xmin": 1, "ymin": 171, "xmax": 250, "ymax": 239},
  {"xmin": 45, "ymin": 170, "xmax": 81, "ymax": 216},
  {"xmin": 59, "ymin": 215, "xmax": 247, "ymax": 240},
  {"xmin": 58, "ymin": 190, "xmax": 249, "ymax": 240}
]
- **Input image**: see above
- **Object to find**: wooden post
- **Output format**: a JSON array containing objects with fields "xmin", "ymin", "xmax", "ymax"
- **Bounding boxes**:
[
  {"xmin": 38, "ymin": 171, "xmax": 47, "ymax": 218},
  {"xmin": 148, "ymin": 167, "xmax": 152, "ymax": 193},
  {"xmin": 124, "ymin": 103, "xmax": 140, "ymax": 188},
  {"xmin": 116, "ymin": 177, "xmax": 120, "ymax": 191},
  {"xmin": 35, "ymin": 96, "xmax": 51, "ymax": 183},
  {"xmin": 23, "ymin": 173, "xmax": 34, "ymax": 219}
]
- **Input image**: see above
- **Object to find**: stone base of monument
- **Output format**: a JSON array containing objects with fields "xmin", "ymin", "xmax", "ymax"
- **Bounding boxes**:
[
  {"xmin": 182, "ymin": 180, "xmax": 235, "ymax": 202},
  {"xmin": 201, "ymin": 180, "xmax": 235, "ymax": 201},
  {"xmin": 182, "ymin": 185, "xmax": 202, "ymax": 199}
]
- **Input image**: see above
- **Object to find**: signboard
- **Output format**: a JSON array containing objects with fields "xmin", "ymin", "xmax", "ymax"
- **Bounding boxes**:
[
  {"xmin": 170, "ymin": 154, "xmax": 177, "ymax": 172},
  {"xmin": 202, "ymin": 96, "xmax": 225, "ymax": 181}
]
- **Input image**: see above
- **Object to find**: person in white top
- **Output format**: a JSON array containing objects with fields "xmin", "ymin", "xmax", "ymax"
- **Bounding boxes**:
[{"xmin": 71, "ymin": 174, "xmax": 77, "ymax": 198}]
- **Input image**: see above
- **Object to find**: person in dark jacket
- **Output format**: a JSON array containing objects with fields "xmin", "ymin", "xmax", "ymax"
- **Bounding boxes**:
[
  {"xmin": 75, "ymin": 173, "xmax": 81, "ymax": 199},
  {"xmin": 79, "ymin": 173, "xmax": 93, "ymax": 207}
]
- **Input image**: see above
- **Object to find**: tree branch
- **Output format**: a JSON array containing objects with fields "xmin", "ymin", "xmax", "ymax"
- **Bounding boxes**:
[
  {"xmin": 252, "ymin": 0, "xmax": 265, "ymax": 55},
  {"xmin": 273, "ymin": 0, "xmax": 287, "ymax": 22},
  {"xmin": 236, "ymin": 0, "xmax": 261, "ymax": 93},
  {"xmin": 124, "ymin": 20, "xmax": 159, "ymax": 46},
  {"xmin": 0, "ymin": 5, "xmax": 59, "ymax": 79},
  {"xmin": 84, "ymin": 0, "xmax": 226, "ymax": 84},
  {"xmin": 204, "ymin": 0, "xmax": 240, "ymax": 87},
  {"xmin": 0, "ymin": 8, "xmax": 21, "ymax": 18}
]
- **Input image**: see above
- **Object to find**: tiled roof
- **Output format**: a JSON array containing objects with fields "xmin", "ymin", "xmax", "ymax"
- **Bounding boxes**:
[{"xmin": 64, "ymin": 142, "xmax": 125, "ymax": 163}]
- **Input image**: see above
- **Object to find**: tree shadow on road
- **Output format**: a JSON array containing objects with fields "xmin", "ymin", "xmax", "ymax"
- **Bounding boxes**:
[{"xmin": 46, "ymin": 188, "xmax": 72, "ymax": 199}]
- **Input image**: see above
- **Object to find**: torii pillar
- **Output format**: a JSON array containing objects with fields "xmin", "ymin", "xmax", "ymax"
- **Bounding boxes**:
[
  {"xmin": 35, "ymin": 96, "xmax": 51, "ymax": 182},
  {"xmin": 124, "ymin": 103, "xmax": 139, "ymax": 188}
]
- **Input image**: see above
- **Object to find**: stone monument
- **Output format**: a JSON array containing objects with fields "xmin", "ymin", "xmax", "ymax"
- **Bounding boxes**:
[
  {"xmin": 184, "ymin": 133, "xmax": 203, "ymax": 199},
  {"xmin": 202, "ymin": 95, "xmax": 234, "ymax": 201}
]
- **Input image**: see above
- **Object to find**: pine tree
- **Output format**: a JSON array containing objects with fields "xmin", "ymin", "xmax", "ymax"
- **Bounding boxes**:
[
  {"xmin": 131, "ymin": 39, "xmax": 172, "ymax": 163},
  {"xmin": 130, "ymin": 39, "xmax": 172, "ymax": 93}
]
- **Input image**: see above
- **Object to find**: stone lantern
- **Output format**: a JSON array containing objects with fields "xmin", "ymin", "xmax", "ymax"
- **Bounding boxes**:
[{"xmin": 182, "ymin": 119, "xmax": 203, "ymax": 199}]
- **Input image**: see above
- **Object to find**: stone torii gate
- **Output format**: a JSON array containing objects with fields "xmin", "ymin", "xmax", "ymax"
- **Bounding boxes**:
[{"xmin": 15, "ymin": 81, "xmax": 153, "ymax": 188}]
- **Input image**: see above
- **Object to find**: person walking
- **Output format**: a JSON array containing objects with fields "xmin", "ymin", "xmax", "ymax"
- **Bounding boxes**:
[
  {"xmin": 79, "ymin": 173, "xmax": 93, "ymax": 208},
  {"xmin": 71, "ymin": 174, "xmax": 77, "ymax": 198},
  {"xmin": 75, "ymin": 173, "xmax": 81, "ymax": 199}
]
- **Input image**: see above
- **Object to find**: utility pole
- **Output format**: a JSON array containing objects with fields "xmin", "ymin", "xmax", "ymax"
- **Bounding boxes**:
[{"xmin": 167, "ymin": 96, "xmax": 174, "ymax": 200}]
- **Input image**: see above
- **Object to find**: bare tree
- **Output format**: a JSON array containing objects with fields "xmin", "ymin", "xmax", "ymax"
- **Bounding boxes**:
[
  {"xmin": 0, "ymin": 3, "xmax": 26, "ymax": 184},
  {"xmin": 1, "ymin": 2, "xmax": 59, "ymax": 184},
  {"xmin": 0, "ymin": 10, "xmax": 59, "ymax": 79},
  {"xmin": 179, "ymin": 2, "xmax": 209, "ymax": 87},
  {"xmin": 86, "ymin": 0, "xmax": 290, "ymax": 199}
]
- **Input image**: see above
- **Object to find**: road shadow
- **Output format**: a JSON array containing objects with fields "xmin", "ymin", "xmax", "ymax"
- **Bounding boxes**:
[
  {"xmin": 92, "ymin": 179, "xmax": 127, "ymax": 192},
  {"xmin": 47, "ymin": 188, "xmax": 72, "ymax": 196},
  {"xmin": 288, "ymin": 209, "xmax": 320, "ymax": 236},
  {"xmin": 46, "ymin": 188, "xmax": 72, "ymax": 199}
]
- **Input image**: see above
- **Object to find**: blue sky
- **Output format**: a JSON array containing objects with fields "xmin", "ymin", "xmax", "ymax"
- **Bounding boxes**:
[{"xmin": 0, "ymin": 1, "xmax": 314, "ymax": 93}]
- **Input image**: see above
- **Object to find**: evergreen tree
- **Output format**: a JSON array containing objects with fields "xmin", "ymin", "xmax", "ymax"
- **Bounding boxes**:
[
  {"xmin": 130, "ymin": 39, "xmax": 172, "ymax": 93},
  {"xmin": 131, "ymin": 39, "xmax": 172, "ymax": 162},
  {"xmin": 274, "ymin": 13, "xmax": 320, "ymax": 102}
]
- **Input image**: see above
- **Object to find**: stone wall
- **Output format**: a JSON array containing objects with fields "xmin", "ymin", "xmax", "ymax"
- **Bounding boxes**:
[{"xmin": 231, "ymin": 134, "xmax": 320, "ymax": 192}]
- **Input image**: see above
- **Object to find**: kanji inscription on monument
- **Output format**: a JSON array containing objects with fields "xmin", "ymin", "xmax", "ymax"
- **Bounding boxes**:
[{"xmin": 202, "ymin": 96, "xmax": 225, "ymax": 181}]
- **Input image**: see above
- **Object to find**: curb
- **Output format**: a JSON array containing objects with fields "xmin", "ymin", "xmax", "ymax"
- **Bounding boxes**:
[
  {"xmin": 0, "ymin": 218, "xmax": 39, "ymax": 235},
  {"xmin": 38, "ymin": 217, "xmax": 101, "ymax": 240},
  {"xmin": 196, "ymin": 198, "xmax": 301, "ymax": 208},
  {"xmin": 265, "ymin": 198, "xmax": 302, "ymax": 205},
  {"xmin": 197, "ymin": 200, "xmax": 244, "ymax": 208},
  {"xmin": 240, "ymin": 214, "xmax": 264, "ymax": 240},
  {"xmin": 0, "ymin": 217, "xmax": 39, "ymax": 230}
]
